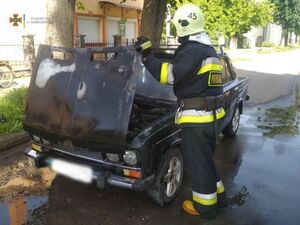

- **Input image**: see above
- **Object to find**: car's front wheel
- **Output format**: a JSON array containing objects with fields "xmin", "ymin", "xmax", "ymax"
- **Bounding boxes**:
[
  {"xmin": 147, "ymin": 147, "xmax": 183, "ymax": 207},
  {"xmin": 222, "ymin": 105, "xmax": 240, "ymax": 137}
]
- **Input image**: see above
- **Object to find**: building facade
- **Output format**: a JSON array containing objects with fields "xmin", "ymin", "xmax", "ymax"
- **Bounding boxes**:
[
  {"xmin": 0, "ymin": 0, "xmax": 143, "ymax": 62},
  {"xmin": 244, "ymin": 24, "xmax": 283, "ymax": 48},
  {"xmin": 75, "ymin": 0, "xmax": 143, "ymax": 45},
  {"xmin": 0, "ymin": 0, "xmax": 48, "ymax": 61}
]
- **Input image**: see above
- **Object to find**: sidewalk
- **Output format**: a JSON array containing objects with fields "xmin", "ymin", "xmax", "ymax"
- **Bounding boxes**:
[{"xmin": 228, "ymin": 48, "xmax": 300, "ymax": 75}]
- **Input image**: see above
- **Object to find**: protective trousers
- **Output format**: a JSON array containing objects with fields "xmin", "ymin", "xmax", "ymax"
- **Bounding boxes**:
[{"xmin": 181, "ymin": 123, "xmax": 225, "ymax": 218}]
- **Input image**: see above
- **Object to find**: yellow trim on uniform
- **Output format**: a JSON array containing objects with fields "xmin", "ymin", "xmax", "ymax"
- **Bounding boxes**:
[
  {"xmin": 197, "ymin": 64, "xmax": 222, "ymax": 75},
  {"xmin": 160, "ymin": 63, "xmax": 168, "ymax": 84},
  {"xmin": 140, "ymin": 41, "xmax": 152, "ymax": 50},
  {"xmin": 193, "ymin": 196, "xmax": 217, "ymax": 206},
  {"xmin": 177, "ymin": 108, "xmax": 226, "ymax": 124},
  {"xmin": 32, "ymin": 143, "xmax": 42, "ymax": 152},
  {"xmin": 217, "ymin": 184, "xmax": 225, "ymax": 194}
]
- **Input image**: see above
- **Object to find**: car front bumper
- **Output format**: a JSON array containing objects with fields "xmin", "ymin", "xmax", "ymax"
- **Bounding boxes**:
[{"xmin": 25, "ymin": 148, "xmax": 154, "ymax": 191}]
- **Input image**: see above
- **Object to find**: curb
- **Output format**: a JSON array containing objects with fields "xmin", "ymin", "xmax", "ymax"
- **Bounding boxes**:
[{"xmin": 0, "ymin": 131, "xmax": 30, "ymax": 152}]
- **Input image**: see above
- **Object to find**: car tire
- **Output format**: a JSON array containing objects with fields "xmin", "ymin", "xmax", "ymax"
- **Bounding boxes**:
[
  {"xmin": 147, "ymin": 147, "xmax": 183, "ymax": 207},
  {"xmin": 222, "ymin": 105, "xmax": 240, "ymax": 137}
]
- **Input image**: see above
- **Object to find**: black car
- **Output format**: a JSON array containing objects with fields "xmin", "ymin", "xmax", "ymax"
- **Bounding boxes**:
[{"xmin": 24, "ymin": 45, "xmax": 248, "ymax": 206}]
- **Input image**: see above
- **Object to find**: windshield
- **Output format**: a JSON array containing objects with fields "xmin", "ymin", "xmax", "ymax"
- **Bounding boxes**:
[{"xmin": 135, "ymin": 66, "xmax": 177, "ymax": 102}]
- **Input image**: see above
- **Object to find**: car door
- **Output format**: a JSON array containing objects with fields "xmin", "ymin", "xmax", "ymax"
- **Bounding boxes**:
[{"xmin": 220, "ymin": 56, "xmax": 239, "ymax": 127}]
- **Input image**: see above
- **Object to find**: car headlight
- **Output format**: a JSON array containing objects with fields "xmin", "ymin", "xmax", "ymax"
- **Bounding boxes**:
[
  {"xmin": 106, "ymin": 153, "xmax": 119, "ymax": 162},
  {"xmin": 123, "ymin": 151, "xmax": 137, "ymax": 166}
]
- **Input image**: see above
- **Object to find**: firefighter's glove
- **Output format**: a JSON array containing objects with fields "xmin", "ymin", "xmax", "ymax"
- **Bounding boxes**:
[{"xmin": 135, "ymin": 37, "xmax": 152, "ymax": 57}]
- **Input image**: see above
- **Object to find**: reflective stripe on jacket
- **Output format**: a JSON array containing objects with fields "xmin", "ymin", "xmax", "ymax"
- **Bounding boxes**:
[
  {"xmin": 143, "ymin": 41, "xmax": 224, "ymax": 98},
  {"xmin": 160, "ymin": 62, "xmax": 174, "ymax": 84},
  {"xmin": 176, "ymin": 107, "xmax": 225, "ymax": 124}
]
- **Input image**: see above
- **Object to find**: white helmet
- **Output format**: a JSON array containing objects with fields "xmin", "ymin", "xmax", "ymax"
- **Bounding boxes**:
[{"xmin": 172, "ymin": 4, "xmax": 205, "ymax": 37}]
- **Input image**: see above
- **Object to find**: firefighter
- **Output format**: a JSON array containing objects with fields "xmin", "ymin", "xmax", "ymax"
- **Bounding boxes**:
[{"xmin": 135, "ymin": 4, "xmax": 228, "ymax": 219}]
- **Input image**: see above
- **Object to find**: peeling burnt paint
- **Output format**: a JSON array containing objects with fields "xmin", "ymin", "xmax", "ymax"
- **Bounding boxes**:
[
  {"xmin": 35, "ymin": 58, "xmax": 76, "ymax": 88},
  {"xmin": 77, "ymin": 81, "xmax": 87, "ymax": 100},
  {"xmin": 23, "ymin": 45, "xmax": 140, "ymax": 150}
]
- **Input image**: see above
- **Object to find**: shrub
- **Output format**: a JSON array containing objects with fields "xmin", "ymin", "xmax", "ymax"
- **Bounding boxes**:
[
  {"xmin": 0, "ymin": 88, "xmax": 28, "ymax": 135},
  {"xmin": 261, "ymin": 41, "xmax": 275, "ymax": 48},
  {"xmin": 237, "ymin": 36, "xmax": 250, "ymax": 49}
]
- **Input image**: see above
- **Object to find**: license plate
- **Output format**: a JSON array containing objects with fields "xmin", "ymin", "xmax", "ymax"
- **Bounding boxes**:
[{"xmin": 50, "ymin": 159, "xmax": 93, "ymax": 183}]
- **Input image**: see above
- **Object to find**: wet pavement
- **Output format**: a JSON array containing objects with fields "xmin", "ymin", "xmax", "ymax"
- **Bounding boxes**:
[
  {"xmin": 0, "ymin": 196, "xmax": 48, "ymax": 225},
  {"xmin": 1, "ymin": 50, "xmax": 300, "ymax": 224},
  {"xmin": 0, "ymin": 92, "xmax": 300, "ymax": 225}
]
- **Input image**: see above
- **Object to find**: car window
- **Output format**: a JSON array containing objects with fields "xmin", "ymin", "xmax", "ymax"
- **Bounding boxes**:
[
  {"xmin": 220, "ymin": 57, "xmax": 233, "ymax": 84},
  {"xmin": 135, "ymin": 66, "xmax": 177, "ymax": 101}
]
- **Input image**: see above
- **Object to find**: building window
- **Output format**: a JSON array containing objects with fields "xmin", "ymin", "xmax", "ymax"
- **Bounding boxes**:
[{"xmin": 78, "ymin": 17, "xmax": 100, "ymax": 42}]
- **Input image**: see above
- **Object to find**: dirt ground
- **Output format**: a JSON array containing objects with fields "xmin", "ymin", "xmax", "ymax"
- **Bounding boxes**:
[{"xmin": 0, "ymin": 143, "xmax": 54, "ymax": 203}]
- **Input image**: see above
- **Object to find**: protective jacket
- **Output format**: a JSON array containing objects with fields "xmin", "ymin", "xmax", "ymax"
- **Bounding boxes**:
[
  {"xmin": 143, "ymin": 33, "xmax": 225, "ymax": 124},
  {"xmin": 142, "ymin": 33, "xmax": 227, "ymax": 217}
]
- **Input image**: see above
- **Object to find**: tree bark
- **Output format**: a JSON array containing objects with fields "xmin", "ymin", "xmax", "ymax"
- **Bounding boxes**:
[
  {"xmin": 284, "ymin": 31, "xmax": 289, "ymax": 47},
  {"xmin": 46, "ymin": 0, "xmax": 75, "ymax": 48},
  {"xmin": 140, "ymin": 0, "xmax": 167, "ymax": 47}
]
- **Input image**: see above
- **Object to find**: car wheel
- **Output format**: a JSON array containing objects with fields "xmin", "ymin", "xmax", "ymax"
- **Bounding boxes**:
[
  {"xmin": 222, "ymin": 105, "xmax": 240, "ymax": 137},
  {"xmin": 147, "ymin": 147, "xmax": 183, "ymax": 207}
]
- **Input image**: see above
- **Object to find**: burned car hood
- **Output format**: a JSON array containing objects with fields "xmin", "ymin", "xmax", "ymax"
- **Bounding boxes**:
[{"xmin": 23, "ymin": 45, "xmax": 140, "ymax": 149}]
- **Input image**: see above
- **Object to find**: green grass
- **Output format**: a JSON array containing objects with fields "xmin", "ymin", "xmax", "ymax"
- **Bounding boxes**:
[
  {"xmin": 257, "ymin": 44, "xmax": 300, "ymax": 54},
  {"xmin": 231, "ymin": 57, "xmax": 251, "ymax": 62},
  {"xmin": 257, "ymin": 88, "xmax": 300, "ymax": 138},
  {"xmin": 0, "ymin": 87, "xmax": 28, "ymax": 135}
]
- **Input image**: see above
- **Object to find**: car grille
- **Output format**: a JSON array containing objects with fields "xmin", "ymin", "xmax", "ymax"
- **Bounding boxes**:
[{"xmin": 51, "ymin": 140, "xmax": 103, "ymax": 161}]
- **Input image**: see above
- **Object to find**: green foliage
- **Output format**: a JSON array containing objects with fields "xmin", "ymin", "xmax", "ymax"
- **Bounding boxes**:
[
  {"xmin": 270, "ymin": 0, "xmax": 300, "ymax": 33},
  {"xmin": 258, "ymin": 44, "xmax": 300, "ymax": 53},
  {"xmin": 176, "ymin": 0, "xmax": 274, "ymax": 40},
  {"xmin": 0, "ymin": 88, "xmax": 27, "ymax": 135},
  {"xmin": 75, "ymin": 0, "xmax": 86, "ymax": 11},
  {"xmin": 262, "ymin": 41, "xmax": 275, "ymax": 47}
]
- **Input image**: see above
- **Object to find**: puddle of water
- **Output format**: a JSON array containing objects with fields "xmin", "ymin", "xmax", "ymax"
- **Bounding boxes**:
[{"xmin": 0, "ymin": 196, "xmax": 48, "ymax": 225}]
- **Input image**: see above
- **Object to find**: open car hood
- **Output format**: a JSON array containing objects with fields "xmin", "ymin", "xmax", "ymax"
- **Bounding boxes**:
[{"xmin": 23, "ymin": 45, "xmax": 140, "ymax": 150}]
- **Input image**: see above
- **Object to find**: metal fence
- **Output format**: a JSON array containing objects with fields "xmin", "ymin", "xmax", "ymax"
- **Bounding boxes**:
[
  {"xmin": 0, "ymin": 44, "xmax": 24, "ymax": 62},
  {"xmin": 0, "ymin": 35, "xmax": 37, "ymax": 70},
  {"xmin": 85, "ymin": 39, "xmax": 135, "ymax": 48}
]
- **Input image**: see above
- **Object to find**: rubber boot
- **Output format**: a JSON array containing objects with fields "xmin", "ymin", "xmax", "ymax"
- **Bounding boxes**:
[
  {"xmin": 182, "ymin": 200, "xmax": 200, "ymax": 216},
  {"xmin": 183, "ymin": 200, "xmax": 218, "ymax": 219}
]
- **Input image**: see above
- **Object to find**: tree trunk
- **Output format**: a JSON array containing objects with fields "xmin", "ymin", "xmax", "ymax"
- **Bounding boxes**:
[
  {"xmin": 46, "ymin": 0, "xmax": 75, "ymax": 48},
  {"xmin": 284, "ymin": 31, "xmax": 289, "ymax": 47},
  {"xmin": 140, "ymin": 0, "xmax": 167, "ymax": 47}
]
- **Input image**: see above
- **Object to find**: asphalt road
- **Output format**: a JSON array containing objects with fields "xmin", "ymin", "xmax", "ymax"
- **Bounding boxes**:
[{"xmin": 0, "ymin": 49, "xmax": 300, "ymax": 225}]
